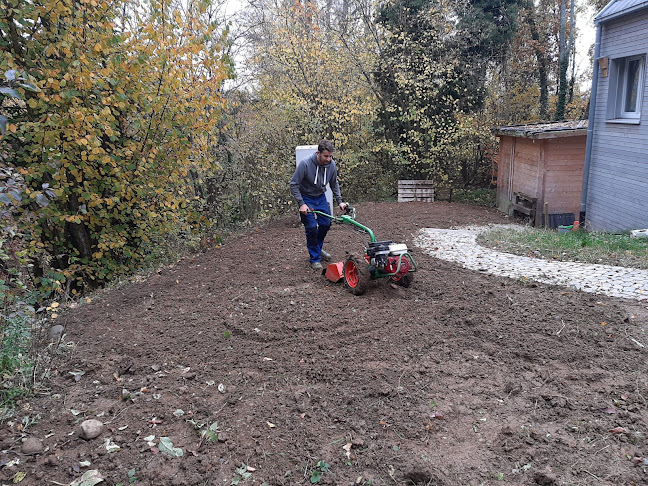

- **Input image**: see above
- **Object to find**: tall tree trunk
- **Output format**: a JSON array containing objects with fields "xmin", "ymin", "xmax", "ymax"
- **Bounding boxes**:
[
  {"xmin": 65, "ymin": 193, "xmax": 92, "ymax": 259},
  {"xmin": 528, "ymin": 6, "xmax": 548, "ymax": 119},
  {"xmin": 567, "ymin": 0, "xmax": 576, "ymax": 106},
  {"xmin": 325, "ymin": 0, "xmax": 332, "ymax": 28},
  {"xmin": 555, "ymin": 0, "xmax": 574, "ymax": 120}
]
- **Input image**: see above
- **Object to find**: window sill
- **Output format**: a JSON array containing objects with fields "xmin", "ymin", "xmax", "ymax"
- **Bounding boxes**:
[{"xmin": 605, "ymin": 118, "xmax": 641, "ymax": 125}]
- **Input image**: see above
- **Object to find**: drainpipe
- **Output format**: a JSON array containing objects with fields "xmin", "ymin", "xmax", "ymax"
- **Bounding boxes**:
[{"xmin": 580, "ymin": 22, "xmax": 602, "ymax": 225}]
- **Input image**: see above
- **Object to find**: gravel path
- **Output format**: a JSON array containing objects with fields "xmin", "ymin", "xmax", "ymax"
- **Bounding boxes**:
[{"xmin": 415, "ymin": 225, "xmax": 648, "ymax": 301}]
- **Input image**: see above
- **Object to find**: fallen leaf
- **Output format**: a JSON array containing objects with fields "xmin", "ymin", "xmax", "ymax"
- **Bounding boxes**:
[
  {"xmin": 609, "ymin": 426, "xmax": 630, "ymax": 435},
  {"xmin": 158, "ymin": 437, "xmax": 183, "ymax": 457},
  {"xmin": 431, "ymin": 412, "xmax": 445, "ymax": 420},
  {"xmin": 12, "ymin": 471, "xmax": 26, "ymax": 483},
  {"xmin": 69, "ymin": 469, "xmax": 104, "ymax": 486},
  {"xmin": 104, "ymin": 438, "xmax": 120, "ymax": 453},
  {"xmin": 69, "ymin": 370, "xmax": 85, "ymax": 382}
]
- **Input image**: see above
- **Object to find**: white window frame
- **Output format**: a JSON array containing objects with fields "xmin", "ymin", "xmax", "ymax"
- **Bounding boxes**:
[
  {"xmin": 619, "ymin": 55, "xmax": 644, "ymax": 118},
  {"xmin": 607, "ymin": 54, "xmax": 645, "ymax": 123}
]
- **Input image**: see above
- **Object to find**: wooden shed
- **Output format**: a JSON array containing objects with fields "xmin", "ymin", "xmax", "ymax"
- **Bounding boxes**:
[{"xmin": 494, "ymin": 121, "xmax": 588, "ymax": 228}]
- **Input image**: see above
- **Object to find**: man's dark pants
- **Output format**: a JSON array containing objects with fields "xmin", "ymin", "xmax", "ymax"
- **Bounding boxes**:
[{"xmin": 300, "ymin": 194, "xmax": 331, "ymax": 264}]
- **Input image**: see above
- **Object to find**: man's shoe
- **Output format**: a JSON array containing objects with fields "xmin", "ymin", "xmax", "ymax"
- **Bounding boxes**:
[
  {"xmin": 310, "ymin": 261, "xmax": 323, "ymax": 270},
  {"xmin": 320, "ymin": 250, "xmax": 332, "ymax": 262}
]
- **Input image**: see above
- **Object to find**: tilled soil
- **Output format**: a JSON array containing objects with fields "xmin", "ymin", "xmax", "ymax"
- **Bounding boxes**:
[{"xmin": 2, "ymin": 201, "xmax": 648, "ymax": 486}]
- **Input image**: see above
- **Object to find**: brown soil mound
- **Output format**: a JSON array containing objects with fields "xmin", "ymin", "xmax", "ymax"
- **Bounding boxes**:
[{"xmin": 3, "ymin": 202, "xmax": 647, "ymax": 486}]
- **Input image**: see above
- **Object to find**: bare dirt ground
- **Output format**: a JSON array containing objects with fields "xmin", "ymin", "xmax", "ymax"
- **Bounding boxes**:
[{"xmin": 2, "ymin": 201, "xmax": 648, "ymax": 486}]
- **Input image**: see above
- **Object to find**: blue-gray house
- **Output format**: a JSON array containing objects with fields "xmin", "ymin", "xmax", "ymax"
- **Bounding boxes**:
[{"xmin": 583, "ymin": 0, "xmax": 648, "ymax": 231}]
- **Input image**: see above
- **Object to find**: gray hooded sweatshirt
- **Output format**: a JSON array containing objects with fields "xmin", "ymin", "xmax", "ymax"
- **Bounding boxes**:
[{"xmin": 290, "ymin": 153, "xmax": 343, "ymax": 207}]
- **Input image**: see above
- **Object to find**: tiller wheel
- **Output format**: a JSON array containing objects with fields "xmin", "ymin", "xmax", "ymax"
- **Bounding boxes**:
[{"xmin": 343, "ymin": 254, "xmax": 370, "ymax": 295}]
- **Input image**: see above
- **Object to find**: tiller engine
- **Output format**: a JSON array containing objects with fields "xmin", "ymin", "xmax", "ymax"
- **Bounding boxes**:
[{"xmin": 309, "ymin": 205, "xmax": 417, "ymax": 295}]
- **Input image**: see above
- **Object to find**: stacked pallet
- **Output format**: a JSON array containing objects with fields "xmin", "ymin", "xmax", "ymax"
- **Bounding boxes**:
[{"xmin": 397, "ymin": 180, "xmax": 435, "ymax": 202}]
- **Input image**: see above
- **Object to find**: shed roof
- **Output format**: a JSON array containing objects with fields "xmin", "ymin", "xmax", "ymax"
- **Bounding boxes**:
[
  {"xmin": 494, "ymin": 120, "xmax": 588, "ymax": 139},
  {"xmin": 596, "ymin": 0, "xmax": 648, "ymax": 23}
]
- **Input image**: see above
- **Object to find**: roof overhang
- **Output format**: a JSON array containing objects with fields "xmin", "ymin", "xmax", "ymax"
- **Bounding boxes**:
[
  {"xmin": 494, "ymin": 121, "xmax": 588, "ymax": 140},
  {"xmin": 595, "ymin": 0, "xmax": 648, "ymax": 24}
]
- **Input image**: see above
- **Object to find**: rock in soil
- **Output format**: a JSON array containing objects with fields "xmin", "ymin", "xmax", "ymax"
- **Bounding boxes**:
[
  {"xmin": 49, "ymin": 324, "xmax": 65, "ymax": 341},
  {"xmin": 77, "ymin": 419, "xmax": 105, "ymax": 440},
  {"xmin": 20, "ymin": 437, "xmax": 43, "ymax": 455}
]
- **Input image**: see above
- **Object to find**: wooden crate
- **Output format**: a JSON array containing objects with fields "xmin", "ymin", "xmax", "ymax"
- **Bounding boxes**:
[{"xmin": 398, "ymin": 180, "xmax": 435, "ymax": 202}]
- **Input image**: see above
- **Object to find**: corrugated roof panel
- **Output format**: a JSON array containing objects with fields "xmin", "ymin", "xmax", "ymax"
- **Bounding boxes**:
[{"xmin": 596, "ymin": 0, "xmax": 648, "ymax": 22}]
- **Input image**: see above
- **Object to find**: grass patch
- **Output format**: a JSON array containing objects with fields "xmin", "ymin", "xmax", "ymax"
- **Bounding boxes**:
[
  {"xmin": 0, "ymin": 306, "xmax": 35, "ymax": 419},
  {"xmin": 450, "ymin": 188, "xmax": 496, "ymax": 207},
  {"xmin": 477, "ymin": 227, "xmax": 648, "ymax": 269}
]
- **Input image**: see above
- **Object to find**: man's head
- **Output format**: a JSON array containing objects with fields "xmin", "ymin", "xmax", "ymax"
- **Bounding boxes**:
[{"xmin": 316, "ymin": 139, "xmax": 334, "ymax": 165}]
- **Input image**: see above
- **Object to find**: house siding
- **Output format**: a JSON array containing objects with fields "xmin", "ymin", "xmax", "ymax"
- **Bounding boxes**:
[{"xmin": 587, "ymin": 8, "xmax": 648, "ymax": 231}]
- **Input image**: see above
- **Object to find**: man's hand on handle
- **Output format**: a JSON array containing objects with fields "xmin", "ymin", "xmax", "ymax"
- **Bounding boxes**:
[{"xmin": 300, "ymin": 202, "xmax": 347, "ymax": 215}]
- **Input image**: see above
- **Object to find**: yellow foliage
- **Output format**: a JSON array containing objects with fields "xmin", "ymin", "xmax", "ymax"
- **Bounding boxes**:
[{"xmin": 2, "ymin": 0, "xmax": 233, "ymax": 290}]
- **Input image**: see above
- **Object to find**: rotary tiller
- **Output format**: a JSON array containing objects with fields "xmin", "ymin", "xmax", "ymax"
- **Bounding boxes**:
[{"xmin": 309, "ymin": 205, "xmax": 418, "ymax": 295}]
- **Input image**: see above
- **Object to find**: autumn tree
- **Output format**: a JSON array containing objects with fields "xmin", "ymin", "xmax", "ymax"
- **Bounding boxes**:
[
  {"xmin": 1, "ymin": 0, "xmax": 232, "ymax": 292},
  {"xmin": 555, "ymin": 0, "xmax": 576, "ymax": 119},
  {"xmin": 231, "ymin": 0, "xmax": 390, "ymax": 203},
  {"xmin": 373, "ymin": 0, "xmax": 514, "ymax": 185}
]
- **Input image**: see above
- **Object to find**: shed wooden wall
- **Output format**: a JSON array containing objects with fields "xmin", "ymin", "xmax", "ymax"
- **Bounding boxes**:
[
  {"xmin": 496, "ymin": 136, "xmax": 541, "ymax": 213},
  {"xmin": 543, "ymin": 135, "xmax": 586, "ymax": 217},
  {"xmin": 497, "ymin": 134, "xmax": 585, "ymax": 224},
  {"xmin": 496, "ymin": 136, "xmax": 513, "ymax": 213},
  {"xmin": 588, "ymin": 9, "xmax": 648, "ymax": 231}
]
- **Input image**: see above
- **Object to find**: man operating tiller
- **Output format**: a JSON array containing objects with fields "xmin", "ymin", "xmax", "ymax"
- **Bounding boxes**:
[{"xmin": 289, "ymin": 139, "xmax": 348, "ymax": 271}]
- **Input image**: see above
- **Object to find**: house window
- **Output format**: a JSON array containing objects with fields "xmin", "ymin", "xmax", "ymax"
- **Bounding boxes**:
[{"xmin": 607, "ymin": 55, "xmax": 645, "ymax": 123}]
